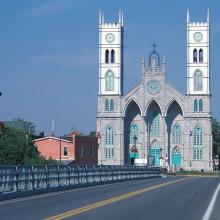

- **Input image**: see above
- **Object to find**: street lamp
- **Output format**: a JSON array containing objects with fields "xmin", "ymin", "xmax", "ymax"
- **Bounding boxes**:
[
  {"xmin": 96, "ymin": 132, "xmax": 102, "ymax": 165},
  {"xmin": 130, "ymin": 135, "xmax": 138, "ymax": 165},
  {"xmin": 96, "ymin": 132, "xmax": 101, "ymax": 146}
]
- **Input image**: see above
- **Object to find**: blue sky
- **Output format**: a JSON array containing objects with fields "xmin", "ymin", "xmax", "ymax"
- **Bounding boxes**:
[{"xmin": 0, "ymin": 0, "xmax": 219, "ymax": 136}]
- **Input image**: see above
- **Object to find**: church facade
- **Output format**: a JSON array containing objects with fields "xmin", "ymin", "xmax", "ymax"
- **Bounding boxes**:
[{"xmin": 96, "ymin": 10, "xmax": 213, "ymax": 171}]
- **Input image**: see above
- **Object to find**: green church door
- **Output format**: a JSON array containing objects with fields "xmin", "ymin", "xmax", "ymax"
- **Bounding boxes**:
[
  {"xmin": 172, "ymin": 147, "xmax": 181, "ymax": 166},
  {"xmin": 149, "ymin": 148, "xmax": 161, "ymax": 166}
]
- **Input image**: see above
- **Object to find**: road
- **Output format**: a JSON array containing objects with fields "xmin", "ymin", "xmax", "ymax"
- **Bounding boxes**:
[{"xmin": 0, "ymin": 176, "xmax": 219, "ymax": 220}]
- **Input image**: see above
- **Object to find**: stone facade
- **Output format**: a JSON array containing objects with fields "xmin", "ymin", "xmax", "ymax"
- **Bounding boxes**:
[{"xmin": 97, "ymin": 11, "xmax": 213, "ymax": 171}]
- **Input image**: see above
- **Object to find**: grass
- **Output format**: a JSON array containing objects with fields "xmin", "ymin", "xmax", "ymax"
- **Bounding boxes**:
[{"xmin": 176, "ymin": 169, "xmax": 220, "ymax": 176}]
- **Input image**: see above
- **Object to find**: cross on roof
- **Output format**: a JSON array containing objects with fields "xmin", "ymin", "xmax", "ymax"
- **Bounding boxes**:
[{"xmin": 152, "ymin": 43, "xmax": 157, "ymax": 52}]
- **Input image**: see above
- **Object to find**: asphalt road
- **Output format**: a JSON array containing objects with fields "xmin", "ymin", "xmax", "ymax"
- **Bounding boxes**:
[{"xmin": 0, "ymin": 176, "xmax": 219, "ymax": 220}]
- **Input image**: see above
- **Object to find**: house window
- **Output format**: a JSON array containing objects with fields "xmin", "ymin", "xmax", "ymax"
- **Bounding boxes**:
[
  {"xmin": 63, "ymin": 146, "xmax": 68, "ymax": 156},
  {"xmin": 90, "ymin": 146, "xmax": 94, "ymax": 157},
  {"xmin": 80, "ymin": 146, "xmax": 84, "ymax": 158},
  {"xmin": 105, "ymin": 70, "xmax": 114, "ymax": 91},
  {"xmin": 105, "ymin": 125, "xmax": 114, "ymax": 159}
]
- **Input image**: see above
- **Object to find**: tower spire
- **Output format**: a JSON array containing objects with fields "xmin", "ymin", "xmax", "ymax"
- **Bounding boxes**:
[
  {"xmin": 99, "ymin": 9, "xmax": 102, "ymax": 25},
  {"xmin": 102, "ymin": 12, "xmax": 104, "ymax": 24},
  {"xmin": 187, "ymin": 8, "xmax": 190, "ymax": 23},
  {"xmin": 207, "ymin": 8, "xmax": 210, "ymax": 23}
]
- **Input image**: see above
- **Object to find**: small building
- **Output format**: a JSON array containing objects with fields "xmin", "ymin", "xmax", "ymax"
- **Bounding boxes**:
[{"xmin": 35, "ymin": 132, "xmax": 98, "ymax": 165}]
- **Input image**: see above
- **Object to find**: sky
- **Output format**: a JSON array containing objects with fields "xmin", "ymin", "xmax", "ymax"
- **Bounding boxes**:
[{"xmin": 0, "ymin": 0, "xmax": 219, "ymax": 136}]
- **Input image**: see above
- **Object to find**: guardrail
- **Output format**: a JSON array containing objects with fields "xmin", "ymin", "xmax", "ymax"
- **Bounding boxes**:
[{"xmin": 0, "ymin": 165, "xmax": 163, "ymax": 197}]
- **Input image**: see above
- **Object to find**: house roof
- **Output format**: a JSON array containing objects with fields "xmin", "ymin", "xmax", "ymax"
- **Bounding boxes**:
[{"xmin": 35, "ymin": 136, "xmax": 72, "ymax": 143}]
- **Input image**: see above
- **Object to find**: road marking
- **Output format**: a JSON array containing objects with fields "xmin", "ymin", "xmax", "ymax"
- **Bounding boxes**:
[
  {"xmin": 178, "ymin": 175, "xmax": 220, "ymax": 178},
  {"xmin": 45, "ymin": 177, "xmax": 190, "ymax": 220},
  {"xmin": 202, "ymin": 181, "xmax": 220, "ymax": 220},
  {"xmin": 0, "ymin": 178, "xmax": 165, "ymax": 205}
]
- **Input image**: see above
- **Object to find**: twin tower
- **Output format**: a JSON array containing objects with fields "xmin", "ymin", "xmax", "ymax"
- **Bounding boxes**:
[
  {"xmin": 97, "ymin": 10, "xmax": 212, "ymax": 170},
  {"xmin": 98, "ymin": 10, "xmax": 210, "ymax": 97}
]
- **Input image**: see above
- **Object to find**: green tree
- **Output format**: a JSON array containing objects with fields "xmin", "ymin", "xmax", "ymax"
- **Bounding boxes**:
[
  {"xmin": 0, "ymin": 123, "xmax": 57, "ymax": 165},
  {"xmin": 212, "ymin": 118, "xmax": 220, "ymax": 156},
  {"xmin": 4, "ymin": 118, "xmax": 36, "ymax": 135}
]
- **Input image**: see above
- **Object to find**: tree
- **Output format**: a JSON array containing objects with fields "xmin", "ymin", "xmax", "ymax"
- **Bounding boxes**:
[
  {"xmin": 0, "ymin": 123, "xmax": 57, "ymax": 165},
  {"xmin": 4, "ymin": 118, "xmax": 36, "ymax": 135},
  {"xmin": 212, "ymin": 118, "xmax": 220, "ymax": 156}
]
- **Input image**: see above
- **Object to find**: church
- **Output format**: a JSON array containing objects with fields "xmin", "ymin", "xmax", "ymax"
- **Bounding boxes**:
[{"xmin": 96, "ymin": 10, "xmax": 213, "ymax": 171}]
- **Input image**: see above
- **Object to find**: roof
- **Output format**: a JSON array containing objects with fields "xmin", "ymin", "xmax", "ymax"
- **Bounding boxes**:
[{"xmin": 35, "ymin": 136, "xmax": 72, "ymax": 143}]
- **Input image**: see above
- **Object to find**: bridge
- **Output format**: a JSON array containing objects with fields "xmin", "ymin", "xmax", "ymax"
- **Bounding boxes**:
[{"xmin": 0, "ymin": 165, "xmax": 220, "ymax": 220}]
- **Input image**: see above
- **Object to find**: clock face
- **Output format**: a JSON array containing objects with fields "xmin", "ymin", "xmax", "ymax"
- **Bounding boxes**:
[
  {"xmin": 193, "ymin": 32, "xmax": 203, "ymax": 42},
  {"xmin": 147, "ymin": 80, "xmax": 161, "ymax": 95},
  {"xmin": 105, "ymin": 33, "xmax": 115, "ymax": 43}
]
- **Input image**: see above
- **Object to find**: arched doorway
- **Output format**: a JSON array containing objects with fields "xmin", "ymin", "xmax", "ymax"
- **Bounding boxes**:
[
  {"xmin": 145, "ymin": 99, "xmax": 163, "ymax": 165},
  {"xmin": 149, "ymin": 140, "xmax": 161, "ymax": 166},
  {"xmin": 172, "ymin": 147, "xmax": 181, "ymax": 166},
  {"xmin": 166, "ymin": 100, "xmax": 184, "ymax": 166},
  {"xmin": 124, "ymin": 100, "xmax": 142, "ymax": 165}
]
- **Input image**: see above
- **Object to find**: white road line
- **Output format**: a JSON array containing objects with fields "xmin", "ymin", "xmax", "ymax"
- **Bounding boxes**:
[{"xmin": 202, "ymin": 182, "xmax": 220, "ymax": 220}]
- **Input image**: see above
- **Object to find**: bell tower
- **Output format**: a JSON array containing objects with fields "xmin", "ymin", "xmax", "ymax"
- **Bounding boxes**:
[
  {"xmin": 98, "ymin": 10, "xmax": 124, "ymax": 96},
  {"xmin": 187, "ymin": 9, "xmax": 210, "ymax": 95}
]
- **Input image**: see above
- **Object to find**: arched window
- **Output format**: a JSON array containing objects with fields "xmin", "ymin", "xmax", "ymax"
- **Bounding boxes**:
[
  {"xmin": 194, "ymin": 69, "xmax": 203, "ymax": 91},
  {"xmin": 105, "ymin": 126, "xmax": 114, "ymax": 159},
  {"xmin": 110, "ymin": 99, "xmax": 114, "ymax": 112},
  {"xmin": 199, "ymin": 99, "xmax": 203, "ymax": 112},
  {"xmin": 193, "ymin": 49, "xmax": 198, "ymax": 63},
  {"xmin": 105, "ymin": 50, "xmax": 109, "ymax": 63},
  {"xmin": 172, "ymin": 123, "xmax": 181, "ymax": 144},
  {"xmin": 194, "ymin": 99, "xmax": 198, "ymax": 112},
  {"xmin": 199, "ymin": 49, "xmax": 203, "ymax": 63},
  {"xmin": 193, "ymin": 125, "xmax": 202, "ymax": 160},
  {"xmin": 130, "ymin": 123, "xmax": 139, "ymax": 144},
  {"xmin": 105, "ymin": 70, "xmax": 114, "ymax": 91},
  {"xmin": 151, "ymin": 112, "xmax": 160, "ymax": 137},
  {"xmin": 105, "ymin": 99, "xmax": 109, "ymax": 112},
  {"xmin": 111, "ymin": 49, "xmax": 115, "ymax": 63}
]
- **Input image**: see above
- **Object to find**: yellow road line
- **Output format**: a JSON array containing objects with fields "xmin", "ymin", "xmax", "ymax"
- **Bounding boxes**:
[{"xmin": 45, "ymin": 177, "xmax": 191, "ymax": 220}]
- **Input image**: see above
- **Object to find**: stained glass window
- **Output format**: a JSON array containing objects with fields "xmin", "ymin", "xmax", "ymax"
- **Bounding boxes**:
[
  {"xmin": 193, "ymin": 125, "xmax": 202, "ymax": 160},
  {"xmin": 194, "ymin": 69, "xmax": 203, "ymax": 91},
  {"xmin": 105, "ymin": 126, "xmax": 114, "ymax": 159},
  {"xmin": 172, "ymin": 123, "xmax": 181, "ymax": 144},
  {"xmin": 194, "ymin": 99, "xmax": 198, "ymax": 112},
  {"xmin": 105, "ymin": 70, "xmax": 114, "ymax": 91},
  {"xmin": 110, "ymin": 99, "xmax": 114, "ymax": 112},
  {"xmin": 105, "ymin": 99, "xmax": 109, "ymax": 112},
  {"xmin": 199, "ymin": 99, "xmax": 203, "ymax": 112},
  {"xmin": 151, "ymin": 112, "xmax": 160, "ymax": 137}
]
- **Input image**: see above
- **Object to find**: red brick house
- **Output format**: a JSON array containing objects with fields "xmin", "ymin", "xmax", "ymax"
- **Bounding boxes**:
[{"xmin": 35, "ymin": 132, "xmax": 98, "ymax": 165}]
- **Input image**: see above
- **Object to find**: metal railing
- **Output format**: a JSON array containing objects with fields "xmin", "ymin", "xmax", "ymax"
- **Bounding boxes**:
[{"xmin": 0, "ymin": 165, "xmax": 163, "ymax": 194}]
